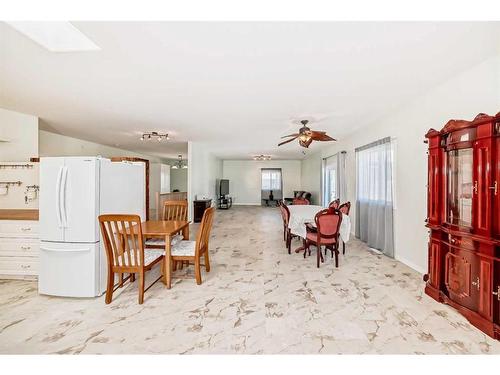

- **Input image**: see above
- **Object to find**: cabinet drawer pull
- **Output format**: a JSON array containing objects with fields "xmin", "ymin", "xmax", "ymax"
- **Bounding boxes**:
[
  {"xmin": 488, "ymin": 181, "xmax": 498, "ymax": 195},
  {"xmin": 20, "ymin": 227, "xmax": 32, "ymax": 231},
  {"xmin": 20, "ymin": 246, "xmax": 31, "ymax": 250},
  {"xmin": 493, "ymin": 286, "xmax": 500, "ymax": 301},
  {"xmin": 21, "ymin": 264, "xmax": 31, "ymax": 269},
  {"xmin": 471, "ymin": 276, "xmax": 480, "ymax": 291}
]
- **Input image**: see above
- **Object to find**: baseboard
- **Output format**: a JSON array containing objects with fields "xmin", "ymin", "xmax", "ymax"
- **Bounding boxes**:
[{"xmin": 395, "ymin": 255, "xmax": 426, "ymax": 275}]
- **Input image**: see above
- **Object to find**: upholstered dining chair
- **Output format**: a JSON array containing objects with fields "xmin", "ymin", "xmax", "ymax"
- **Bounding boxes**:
[
  {"xmin": 99, "ymin": 214, "xmax": 164, "ymax": 305},
  {"xmin": 338, "ymin": 201, "xmax": 351, "ymax": 254},
  {"xmin": 293, "ymin": 197, "xmax": 310, "ymax": 205},
  {"xmin": 167, "ymin": 206, "xmax": 215, "ymax": 285},
  {"xmin": 328, "ymin": 199, "xmax": 340, "ymax": 209},
  {"xmin": 278, "ymin": 201, "xmax": 292, "ymax": 254},
  {"xmin": 145, "ymin": 200, "xmax": 188, "ymax": 251},
  {"xmin": 303, "ymin": 209, "xmax": 343, "ymax": 268}
]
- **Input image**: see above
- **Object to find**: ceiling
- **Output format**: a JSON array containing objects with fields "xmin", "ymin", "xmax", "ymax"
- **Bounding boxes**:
[{"xmin": 1, "ymin": 22, "xmax": 500, "ymax": 160}]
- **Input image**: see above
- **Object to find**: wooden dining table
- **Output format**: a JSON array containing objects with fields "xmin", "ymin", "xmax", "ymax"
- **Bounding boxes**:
[{"xmin": 129, "ymin": 220, "xmax": 190, "ymax": 289}]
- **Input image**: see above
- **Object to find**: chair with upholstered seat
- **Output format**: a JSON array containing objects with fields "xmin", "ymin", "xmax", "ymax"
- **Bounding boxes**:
[
  {"xmin": 328, "ymin": 199, "xmax": 340, "ymax": 210},
  {"xmin": 278, "ymin": 201, "xmax": 293, "ymax": 254},
  {"xmin": 303, "ymin": 209, "xmax": 342, "ymax": 268},
  {"xmin": 145, "ymin": 200, "xmax": 188, "ymax": 268},
  {"xmin": 293, "ymin": 197, "xmax": 310, "ymax": 205},
  {"xmin": 99, "ymin": 214, "xmax": 164, "ymax": 304},
  {"xmin": 167, "ymin": 206, "xmax": 215, "ymax": 285}
]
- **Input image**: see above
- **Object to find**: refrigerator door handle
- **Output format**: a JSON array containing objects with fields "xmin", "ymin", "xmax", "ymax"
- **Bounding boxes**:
[
  {"xmin": 61, "ymin": 166, "xmax": 69, "ymax": 227},
  {"xmin": 55, "ymin": 166, "xmax": 63, "ymax": 228},
  {"xmin": 41, "ymin": 247, "xmax": 90, "ymax": 253}
]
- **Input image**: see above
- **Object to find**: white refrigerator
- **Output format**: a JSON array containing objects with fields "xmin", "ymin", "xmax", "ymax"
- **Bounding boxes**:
[{"xmin": 39, "ymin": 157, "xmax": 145, "ymax": 297}]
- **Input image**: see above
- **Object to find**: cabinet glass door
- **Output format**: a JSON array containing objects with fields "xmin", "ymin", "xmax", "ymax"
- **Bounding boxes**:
[{"xmin": 447, "ymin": 149, "xmax": 473, "ymax": 227}]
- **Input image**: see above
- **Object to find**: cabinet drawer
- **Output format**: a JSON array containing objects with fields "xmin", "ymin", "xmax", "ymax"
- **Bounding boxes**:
[
  {"xmin": 0, "ymin": 221, "xmax": 39, "ymax": 238},
  {"xmin": 0, "ymin": 240, "xmax": 39, "ymax": 257},
  {"xmin": 0, "ymin": 256, "xmax": 38, "ymax": 276},
  {"xmin": 446, "ymin": 233, "xmax": 476, "ymax": 251}
]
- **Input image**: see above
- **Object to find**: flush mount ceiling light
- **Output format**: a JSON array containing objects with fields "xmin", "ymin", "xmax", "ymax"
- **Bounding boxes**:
[
  {"xmin": 171, "ymin": 155, "xmax": 187, "ymax": 169},
  {"xmin": 140, "ymin": 132, "xmax": 169, "ymax": 142},
  {"xmin": 6, "ymin": 22, "xmax": 100, "ymax": 52},
  {"xmin": 253, "ymin": 155, "xmax": 271, "ymax": 161}
]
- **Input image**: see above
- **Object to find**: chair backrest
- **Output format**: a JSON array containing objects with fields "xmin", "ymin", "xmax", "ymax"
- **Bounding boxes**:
[
  {"xmin": 196, "ymin": 206, "xmax": 215, "ymax": 257},
  {"xmin": 99, "ymin": 214, "xmax": 144, "ymax": 268},
  {"xmin": 279, "ymin": 202, "xmax": 290, "ymax": 225},
  {"xmin": 162, "ymin": 200, "xmax": 188, "ymax": 221},
  {"xmin": 293, "ymin": 198, "xmax": 310, "ymax": 205},
  {"xmin": 328, "ymin": 199, "xmax": 340, "ymax": 210},
  {"xmin": 314, "ymin": 209, "xmax": 342, "ymax": 241},
  {"xmin": 339, "ymin": 201, "xmax": 351, "ymax": 215}
]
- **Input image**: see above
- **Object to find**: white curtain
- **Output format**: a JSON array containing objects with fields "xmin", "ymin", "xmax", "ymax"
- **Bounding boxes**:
[
  {"xmin": 261, "ymin": 168, "xmax": 282, "ymax": 201},
  {"xmin": 321, "ymin": 151, "xmax": 347, "ymax": 206},
  {"xmin": 355, "ymin": 137, "xmax": 394, "ymax": 257}
]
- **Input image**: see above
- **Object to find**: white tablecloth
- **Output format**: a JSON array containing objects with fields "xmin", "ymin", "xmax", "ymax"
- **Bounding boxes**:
[{"xmin": 288, "ymin": 204, "xmax": 351, "ymax": 243}]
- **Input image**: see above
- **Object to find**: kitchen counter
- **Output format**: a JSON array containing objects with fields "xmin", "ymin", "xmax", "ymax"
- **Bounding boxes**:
[{"xmin": 0, "ymin": 209, "xmax": 39, "ymax": 221}]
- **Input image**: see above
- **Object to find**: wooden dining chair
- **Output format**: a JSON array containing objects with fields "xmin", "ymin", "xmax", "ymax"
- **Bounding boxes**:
[
  {"xmin": 278, "ymin": 201, "xmax": 292, "ymax": 254},
  {"xmin": 303, "ymin": 209, "xmax": 343, "ymax": 268},
  {"xmin": 99, "ymin": 214, "xmax": 164, "ymax": 304},
  {"xmin": 167, "ymin": 206, "xmax": 215, "ymax": 285},
  {"xmin": 293, "ymin": 197, "xmax": 310, "ymax": 205},
  {"xmin": 328, "ymin": 199, "xmax": 340, "ymax": 209},
  {"xmin": 162, "ymin": 199, "xmax": 188, "ymax": 221},
  {"xmin": 338, "ymin": 201, "xmax": 351, "ymax": 254},
  {"xmin": 145, "ymin": 200, "xmax": 188, "ymax": 250}
]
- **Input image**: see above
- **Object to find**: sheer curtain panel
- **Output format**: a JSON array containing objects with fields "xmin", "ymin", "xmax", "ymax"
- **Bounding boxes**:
[{"xmin": 355, "ymin": 137, "xmax": 394, "ymax": 257}]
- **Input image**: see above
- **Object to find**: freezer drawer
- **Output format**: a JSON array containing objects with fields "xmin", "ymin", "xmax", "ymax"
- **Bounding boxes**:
[{"xmin": 39, "ymin": 241, "xmax": 100, "ymax": 297}]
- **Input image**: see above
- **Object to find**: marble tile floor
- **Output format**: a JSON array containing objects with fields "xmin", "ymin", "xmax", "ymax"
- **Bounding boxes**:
[{"xmin": 0, "ymin": 206, "xmax": 499, "ymax": 354}]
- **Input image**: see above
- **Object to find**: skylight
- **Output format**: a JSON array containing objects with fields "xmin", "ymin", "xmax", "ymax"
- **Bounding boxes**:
[{"xmin": 6, "ymin": 22, "xmax": 100, "ymax": 52}]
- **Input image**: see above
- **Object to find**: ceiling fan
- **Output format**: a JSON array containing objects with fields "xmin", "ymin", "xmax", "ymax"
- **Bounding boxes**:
[{"xmin": 278, "ymin": 119, "xmax": 336, "ymax": 148}]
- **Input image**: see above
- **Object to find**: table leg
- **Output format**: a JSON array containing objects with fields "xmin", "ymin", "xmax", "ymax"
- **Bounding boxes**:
[
  {"xmin": 182, "ymin": 225, "xmax": 189, "ymax": 240},
  {"xmin": 163, "ymin": 234, "xmax": 172, "ymax": 289}
]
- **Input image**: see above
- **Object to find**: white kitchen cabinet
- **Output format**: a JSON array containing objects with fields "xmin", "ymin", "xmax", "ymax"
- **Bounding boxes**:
[{"xmin": 0, "ymin": 219, "xmax": 39, "ymax": 279}]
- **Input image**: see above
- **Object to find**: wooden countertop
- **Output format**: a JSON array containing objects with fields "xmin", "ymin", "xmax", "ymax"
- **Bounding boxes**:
[{"xmin": 0, "ymin": 209, "xmax": 39, "ymax": 221}]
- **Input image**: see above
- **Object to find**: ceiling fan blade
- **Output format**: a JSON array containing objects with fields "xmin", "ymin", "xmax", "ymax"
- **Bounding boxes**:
[
  {"xmin": 278, "ymin": 136, "xmax": 299, "ymax": 146},
  {"xmin": 310, "ymin": 131, "xmax": 336, "ymax": 141},
  {"xmin": 280, "ymin": 133, "xmax": 299, "ymax": 139}
]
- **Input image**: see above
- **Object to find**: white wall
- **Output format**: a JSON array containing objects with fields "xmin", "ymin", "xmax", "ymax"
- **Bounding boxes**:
[
  {"xmin": 300, "ymin": 55, "xmax": 500, "ymax": 274},
  {"xmin": 222, "ymin": 160, "xmax": 302, "ymax": 205},
  {"xmin": 188, "ymin": 142, "xmax": 223, "ymax": 219},
  {"xmin": 0, "ymin": 107, "xmax": 38, "ymax": 161},
  {"xmin": 39, "ymin": 130, "xmax": 165, "ymax": 162}
]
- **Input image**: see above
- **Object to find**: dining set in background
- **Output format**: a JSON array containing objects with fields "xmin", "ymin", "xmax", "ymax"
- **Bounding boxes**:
[{"xmin": 278, "ymin": 198, "xmax": 351, "ymax": 268}]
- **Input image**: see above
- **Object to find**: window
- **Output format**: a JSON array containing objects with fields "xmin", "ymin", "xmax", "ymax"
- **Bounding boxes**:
[
  {"xmin": 261, "ymin": 168, "xmax": 282, "ymax": 202},
  {"xmin": 261, "ymin": 169, "xmax": 282, "ymax": 190},
  {"xmin": 321, "ymin": 152, "xmax": 346, "ymax": 206}
]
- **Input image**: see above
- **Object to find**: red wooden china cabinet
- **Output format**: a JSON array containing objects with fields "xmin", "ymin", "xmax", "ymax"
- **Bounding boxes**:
[{"xmin": 424, "ymin": 112, "xmax": 500, "ymax": 340}]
